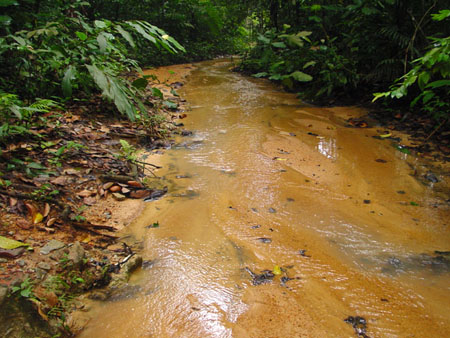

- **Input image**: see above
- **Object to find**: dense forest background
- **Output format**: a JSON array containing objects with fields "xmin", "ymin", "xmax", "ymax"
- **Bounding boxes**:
[{"xmin": 1, "ymin": 0, "xmax": 449, "ymax": 139}]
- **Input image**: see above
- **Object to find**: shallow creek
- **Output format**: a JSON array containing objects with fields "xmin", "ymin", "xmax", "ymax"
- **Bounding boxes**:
[{"xmin": 78, "ymin": 59, "xmax": 449, "ymax": 337}]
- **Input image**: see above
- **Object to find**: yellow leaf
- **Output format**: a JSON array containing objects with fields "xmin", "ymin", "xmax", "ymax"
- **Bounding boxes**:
[
  {"xmin": 273, "ymin": 265, "xmax": 282, "ymax": 275},
  {"xmin": 33, "ymin": 213, "xmax": 43, "ymax": 224},
  {"xmin": 276, "ymin": 158, "xmax": 287, "ymax": 161},
  {"xmin": 380, "ymin": 133, "xmax": 392, "ymax": 138}
]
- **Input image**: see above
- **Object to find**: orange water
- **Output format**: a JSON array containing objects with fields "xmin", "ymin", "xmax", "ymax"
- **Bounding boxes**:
[{"xmin": 78, "ymin": 59, "xmax": 450, "ymax": 337}]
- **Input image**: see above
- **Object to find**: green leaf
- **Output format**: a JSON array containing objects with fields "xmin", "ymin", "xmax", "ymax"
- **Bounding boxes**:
[
  {"xmin": 0, "ymin": 0, "xmax": 18, "ymax": 7},
  {"xmin": 0, "ymin": 235, "xmax": 28, "ymax": 250},
  {"xmin": 94, "ymin": 20, "xmax": 107, "ymax": 29},
  {"xmin": 252, "ymin": 72, "xmax": 268, "ymax": 78},
  {"xmin": 62, "ymin": 66, "xmax": 76, "ymax": 97},
  {"xmin": 410, "ymin": 201, "xmax": 419, "ymax": 206},
  {"xmin": 257, "ymin": 34, "xmax": 270, "ymax": 44},
  {"xmin": 97, "ymin": 32, "xmax": 108, "ymax": 53},
  {"xmin": 303, "ymin": 61, "xmax": 316, "ymax": 69},
  {"xmin": 290, "ymin": 71, "xmax": 313, "ymax": 82},
  {"xmin": 75, "ymin": 31, "xmax": 87, "ymax": 41},
  {"xmin": 272, "ymin": 42, "xmax": 286, "ymax": 48},
  {"xmin": 418, "ymin": 71, "xmax": 430, "ymax": 90},
  {"xmin": 426, "ymin": 80, "xmax": 450, "ymax": 89},
  {"xmin": 27, "ymin": 162, "xmax": 46, "ymax": 169},
  {"xmin": 0, "ymin": 15, "xmax": 12, "ymax": 25},
  {"xmin": 163, "ymin": 100, "xmax": 177, "ymax": 109},
  {"xmin": 151, "ymin": 87, "xmax": 164, "ymax": 99},
  {"xmin": 132, "ymin": 77, "xmax": 148, "ymax": 90},
  {"xmin": 115, "ymin": 25, "xmax": 135, "ymax": 48},
  {"xmin": 431, "ymin": 10, "xmax": 450, "ymax": 21}
]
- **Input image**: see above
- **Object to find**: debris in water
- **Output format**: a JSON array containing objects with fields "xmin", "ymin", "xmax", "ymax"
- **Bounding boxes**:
[
  {"xmin": 375, "ymin": 159, "xmax": 387, "ymax": 163},
  {"xmin": 268, "ymin": 207, "xmax": 276, "ymax": 213},
  {"xmin": 396, "ymin": 190, "xmax": 406, "ymax": 194},
  {"xmin": 344, "ymin": 316, "xmax": 370, "ymax": 338},
  {"xmin": 251, "ymin": 225, "xmax": 261, "ymax": 229},
  {"xmin": 307, "ymin": 132, "xmax": 319, "ymax": 136},
  {"xmin": 299, "ymin": 249, "xmax": 310, "ymax": 257},
  {"xmin": 258, "ymin": 238, "xmax": 272, "ymax": 243},
  {"xmin": 245, "ymin": 267, "xmax": 274, "ymax": 285},
  {"xmin": 143, "ymin": 187, "xmax": 168, "ymax": 202},
  {"xmin": 424, "ymin": 172, "xmax": 439, "ymax": 183},
  {"xmin": 251, "ymin": 207, "xmax": 258, "ymax": 213},
  {"xmin": 363, "ymin": 200, "xmax": 371, "ymax": 204}
]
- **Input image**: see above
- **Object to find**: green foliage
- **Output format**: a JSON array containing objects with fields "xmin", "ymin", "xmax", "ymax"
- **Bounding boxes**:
[
  {"xmin": 10, "ymin": 278, "xmax": 35, "ymax": 299},
  {"xmin": 374, "ymin": 12, "xmax": 449, "ymax": 120},
  {"xmin": 0, "ymin": 92, "xmax": 58, "ymax": 142},
  {"xmin": 240, "ymin": 0, "xmax": 450, "ymax": 107},
  {"xmin": 118, "ymin": 139, "xmax": 137, "ymax": 163},
  {"xmin": 0, "ymin": 1, "xmax": 184, "ymax": 121}
]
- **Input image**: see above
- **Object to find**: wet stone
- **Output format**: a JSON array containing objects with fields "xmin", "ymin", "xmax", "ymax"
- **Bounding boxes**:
[
  {"xmin": 37, "ymin": 262, "xmax": 51, "ymax": 271},
  {"xmin": 268, "ymin": 207, "xmax": 276, "ymax": 213},
  {"xmin": 251, "ymin": 208, "xmax": 258, "ymax": 213},
  {"xmin": 257, "ymin": 238, "xmax": 272, "ymax": 244},
  {"xmin": 251, "ymin": 225, "xmax": 261, "ymax": 229},
  {"xmin": 363, "ymin": 200, "xmax": 371, "ymax": 204},
  {"xmin": 425, "ymin": 172, "xmax": 439, "ymax": 183},
  {"xmin": 344, "ymin": 316, "xmax": 369, "ymax": 338},
  {"xmin": 112, "ymin": 193, "xmax": 126, "ymax": 201},
  {"xmin": 397, "ymin": 190, "xmax": 406, "ymax": 194},
  {"xmin": 40, "ymin": 240, "xmax": 65, "ymax": 255},
  {"xmin": 245, "ymin": 267, "xmax": 275, "ymax": 285}
]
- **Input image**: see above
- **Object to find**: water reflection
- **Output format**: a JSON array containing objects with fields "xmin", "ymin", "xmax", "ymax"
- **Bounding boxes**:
[{"xmin": 316, "ymin": 137, "xmax": 338, "ymax": 160}]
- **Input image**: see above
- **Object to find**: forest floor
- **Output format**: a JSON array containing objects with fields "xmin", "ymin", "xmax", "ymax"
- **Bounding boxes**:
[{"xmin": 0, "ymin": 64, "xmax": 194, "ymax": 337}]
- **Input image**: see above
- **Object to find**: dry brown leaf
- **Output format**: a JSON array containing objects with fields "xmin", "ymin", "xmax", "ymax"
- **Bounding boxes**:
[
  {"xmin": 46, "ymin": 218, "xmax": 57, "ymax": 227},
  {"xmin": 77, "ymin": 190, "xmax": 95, "ymax": 198},
  {"xmin": 50, "ymin": 176, "xmax": 68, "ymax": 186},
  {"xmin": 43, "ymin": 203, "xmax": 50, "ymax": 218},
  {"xmin": 9, "ymin": 198, "xmax": 18, "ymax": 207},
  {"xmin": 127, "ymin": 181, "xmax": 144, "ymax": 188},
  {"xmin": 83, "ymin": 197, "xmax": 97, "ymax": 206},
  {"xmin": 109, "ymin": 185, "xmax": 122, "ymax": 193},
  {"xmin": 24, "ymin": 202, "xmax": 37, "ymax": 217}
]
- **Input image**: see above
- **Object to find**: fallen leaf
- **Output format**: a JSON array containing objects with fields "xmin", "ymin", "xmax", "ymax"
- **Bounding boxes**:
[
  {"xmin": 379, "ymin": 132, "xmax": 392, "ymax": 138},
  {"xmin": 109, "ymin": 185, "xmax": 122, "ymax": 193},
  {"xmin": 33, "ymin": 212, "xmax": 44, "ymax": 224},
  {"xmin": 50, "ymin": 176, "xmax": 68, "ymax": 186},
  {"xmin": 43, "ymin": 203, "xmax": 50, "ymax": 218},
  {"xmin": 273, "ymin": 265, "xmax": 282, "ymax": 275},
  {"xmin": 0, "ymin": 235, "xmax": 29, "ymax": 250},
  {"xmin": 24, "ymin": 202, "xmax": 37, "ymax": 218},
  {"xmin": 103, "ymin": 182, "xmax": 114, "ymax": 190},
  {"xmin": 83, "ymin": 197, "xmax": 97, "ymax": 205},
  {"xmin": 77, "ymin": 190, "xmax": 95, "ymax": 198},
  {"xmin": 127, "ymin": 181, "xmax": 144, "ymax": 188},
  {"xmin": 46, "ymin": 218, "xmax": 57, "ymax": 227}
]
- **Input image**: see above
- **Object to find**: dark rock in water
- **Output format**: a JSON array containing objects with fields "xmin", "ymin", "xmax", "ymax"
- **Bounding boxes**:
[
  {"xmin": 143, "ymin": 187, "xmax": 168, "ymax": 202},
  {"xmin": 299, "ymin": 249, "xmax": 310, "ymax": 257},
  {"xmin": 424, "ymin": 171, "xmax": 439, "ymax": 183},
  {"xmin": 396, "ymin": 190, "xmax": 406, "ymax": 194},
  {"xmin": 251, "ymin": 225, "xmax": 261, "ymax": 229},
  {"xmin": 363, "ymin": 200, "xmax": 371, "ymax": 204},
  {"xmin": 268, "ymin": 207, "xmax": 276, "ymax": 213},
  {"xmin": 181, "ymin": 130, "xmax": 193, "ymax": 136},
  {"xmin": 108, "ymin": 284, "xmax": 143, "ymax": 302},
  {"xmin": 142, "ymin": 260, "xmax": 156, "ymax": 269},
  {"xmin": 388, "ymin": 257, "xmax": 402, "ymax": 268},
  {"xmin": 245, "ymin": 267, "xmax": 275, "ymax": 285},
  {"xmin": 251, "ymin": 207, "xmax": 258, "ymax": 213},
  {"xmin": 344, "ymin": 316, "xmax": 370, "ymax": 337},
  {"xmin": 257, "ymin": 238, "xmax": 272, "ymax": 244}
]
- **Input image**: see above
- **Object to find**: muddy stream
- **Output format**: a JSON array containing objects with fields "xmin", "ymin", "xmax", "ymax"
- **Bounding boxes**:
[{"xmin": 78, "ymin": 59, "xmax": 450, "ymax": 337}]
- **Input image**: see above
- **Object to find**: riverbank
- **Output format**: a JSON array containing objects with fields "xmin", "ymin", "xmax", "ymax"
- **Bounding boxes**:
[{"xmin": 0, "ymin": 64, "xmax": 194, "ymax": 337}]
